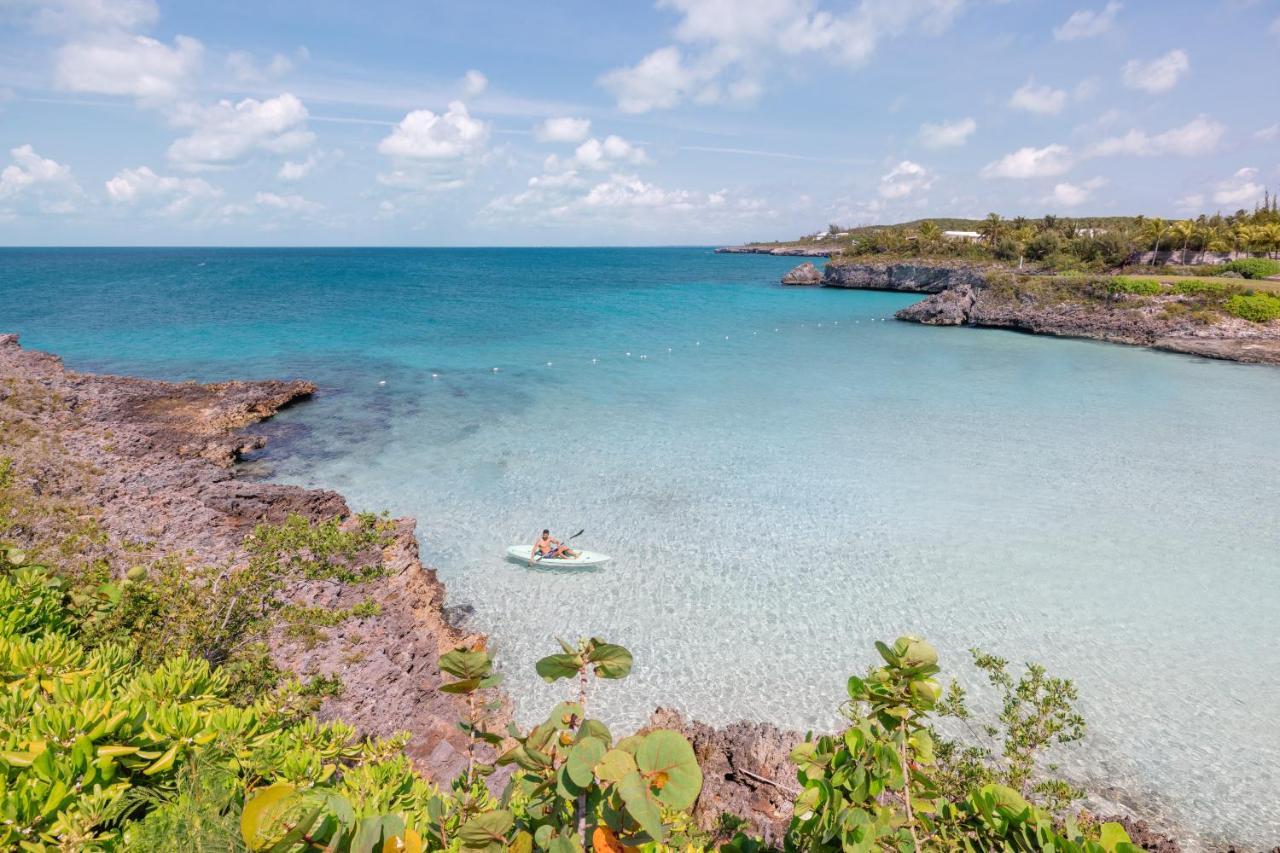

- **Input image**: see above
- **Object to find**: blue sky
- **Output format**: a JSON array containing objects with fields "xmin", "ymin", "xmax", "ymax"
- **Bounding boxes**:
[{"xmin": 0, "ymin": 0, "xmax": 1277, "ymax": 245}]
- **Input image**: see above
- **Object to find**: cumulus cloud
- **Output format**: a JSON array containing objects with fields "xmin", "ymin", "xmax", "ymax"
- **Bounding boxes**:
[
  {"xmin": 55, "ymin": 32, "xmax": 203, "ymax": 100},
  {"xmin": 1121, "ymin": 49, "xmax": 1189, "ymax": 94},
  {"xmin": 104, "ymin": 164, "xmax": 221, "ymax": 216},
  {"xmin": 167, "ymin": 93, "xmax": 313, "ymax": 169},
  {"xmin": 1253, "ymin": 124, "xmax": 1279, "ymax": 142},
  {"xmin": 0, "ymin": 144, "xmax": 83, "ymax": 214},
  {"xmin": 599, "ymin": 0, "xmax": 964, "ymax": 112},
  {"xmin": 918, "ymin": 117, "xmax": 975, "ymax": 149},
  {"xmin": 462, "ymin": 70, "xmax": 488, "ymax": 97},
  {"xmin": 1087, "ymin": 115, "xmax": 1224, "ymax": 158},
  {"xmin": 378, "ymin": 101, "xmax": 489, "ymax": 160},
  {"xmin": 1009, "ymin": 79, "xmax": 1068, "ymax": 115},
  {"xmin": 1044, "ymin": 176, "xmax": 1107, "ymax": 207},
  {"xmin": 980, "ymin": 144, "xmax": 1073, "ymax": 179},
  {"xmin": 226, "ymin": 47, "xmax": 306, "ymax": 83},
  {"xmin": 878, "ymin": 160, "xmax": 932, "ymax": 199},
  {"xmin": 277, "ymin": 155, "xmax": 317, "ymax": 181},
  {"xmin": 549, "ymin": 135, "xmax": 649, "ymax": 172},
  {"xmin": 1053, "ymin": 2, "xmax": 1122, "ymax": 41},
  {"xmin": 534, "ymin": 117, "xmax": 592, "ymax": 143},
  {"xmin": 1212, "ymin": 167, "xmax": 1264, "ymax": 207}
]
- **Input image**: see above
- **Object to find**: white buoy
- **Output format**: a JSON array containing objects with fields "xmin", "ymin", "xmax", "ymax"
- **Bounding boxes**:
[
  {"xmin": 696, "ymin": 341, "xmax": 700, "ymax": 346},
  {"xmin": 667, "ymin": 347, "xmax": 672, "ymax": 353},
  {"xmin": 626, "ymin": 352, "xmax": 631, "ymax": 357},
  {"xmin": 546, "ymin": 362, "xmax": 553, "ymax": 367},
  {"xmin": 431, "ymin": 373, "xmax": 439, "ymax": 379},
  {"xmin": 640, "ymin": 354, "xmax": 647, "ymax": 360},
  {"xmin": 591, "ymin": 358, "xmax": 598, "ymax": 364},
  {"xmin": 378, "ymin": 380, "xmax": 386, "ymax": 386},
  {"xmin": 492, "ymin": 367, "xmax": 499, "ymax": 373},
  {"xmin": 724, "ymin": 335, "xmax": 729, "ymax": 340}
]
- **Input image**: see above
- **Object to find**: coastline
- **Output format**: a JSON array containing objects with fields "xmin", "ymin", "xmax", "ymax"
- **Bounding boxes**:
[
  {"xmin": 774, "ymin": 259, "xmax": 1280, "ymax": 365},
  {"xmin": 0, "ymin": 332, "xmax": 1241, "ymax": 848}
]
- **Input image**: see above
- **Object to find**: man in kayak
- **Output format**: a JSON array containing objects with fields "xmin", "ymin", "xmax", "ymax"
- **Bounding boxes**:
[{"xmin": 533, "ymin": 529, "xmax": 576, "ymax": 560}]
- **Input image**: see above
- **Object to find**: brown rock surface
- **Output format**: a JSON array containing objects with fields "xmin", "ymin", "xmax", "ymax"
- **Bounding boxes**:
[
  {"xmin": 0, "ymin": 332, "xmax": 482, "ymax": 783},
  {"xmin": 781, "ymin": 262, "xmax": 823, "ymax": 285}
]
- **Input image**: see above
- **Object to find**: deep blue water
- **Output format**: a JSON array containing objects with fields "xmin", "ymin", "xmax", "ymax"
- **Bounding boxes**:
[{"xmin": 2, "ymin": 248, "xmax": 1278, "ymax": 845}]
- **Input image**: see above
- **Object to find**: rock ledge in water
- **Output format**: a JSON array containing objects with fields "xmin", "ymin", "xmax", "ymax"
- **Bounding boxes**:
[{"xmin": 781, "ymin": 262, "xmax": 823, "ymax": 285}]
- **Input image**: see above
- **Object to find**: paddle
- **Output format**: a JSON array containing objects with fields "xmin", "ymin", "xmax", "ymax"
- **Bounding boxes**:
[{"xmin": 533, "ymin": 528, "xmax": 584, "ymax": 563}]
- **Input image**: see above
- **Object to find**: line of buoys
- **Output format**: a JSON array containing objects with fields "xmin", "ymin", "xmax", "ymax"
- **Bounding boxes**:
[{"xmin": 389, "ymin": 314, "xmax": 893, "ymax": 384}]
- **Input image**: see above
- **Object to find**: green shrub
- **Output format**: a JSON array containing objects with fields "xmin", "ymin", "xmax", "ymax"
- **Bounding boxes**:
[
  {"xmin": 1221, "ymin": 258, "xmax": 1280, "ymax": 279},
  {"xmin": 1171, "ymin": 279, "xmax": 1234, "ymax": 297},
  {"xmin": 1109, "ymin": 276, "xmax": 1163, "ymax": 296},
  {"xmin": 1226, "ymin": 293, "xmax": 1280, "ymax": 323}
]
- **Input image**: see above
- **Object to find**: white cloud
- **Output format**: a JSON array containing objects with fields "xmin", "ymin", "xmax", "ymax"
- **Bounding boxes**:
[
  {"xmin": 55, "ymin": 33, "xmax": 203, "ymax": 100},
  {"xmin": 553, "ymin": 135, "xmax": 649, "ymax": 172},
  {"xmin": 104, "ymin": 165, "xmax": 220, "ymax": 216},
  {"xmin": 878, "ymin": 160, "xmax": 932, "ymax": 199},
  {"xmin": 1175, "ymin": 193, "xmax": 1204, "ymax": 211},
  {"xmin": 1121, "ymin": 49, "xmax": 1189, "ymax": 94},
  {"xmin": 168, "ymin": 93, "xmax": 313, "ymax": 169},
  {"xmin": 226, "ymin": 48, "xmax": 305, "ymax": 83},
  {"xmin": 1088, "ymin": 115, "xmax": 1224, "ymax": 158},
  {"xmin": 378, "ymin": 101, "xmax": 489, "ymax": 160},
  {"xmin": 534, "ymin": 117, "xmax": 592, "ymax": 143},
  {"xmin": 599, "ymin": 0, "xmax": 964, "ymax": 112},
  {"xmin": 0, "ymin": 144, "xmax": 83, "ymax": 213},
  {"xmin": 980, "ymin": 144, "xmax": 1073, "ymax": 179},
  {"xmin": 599, "ymin": 46, "xmax": 706, "ymax": 114},
  {"xmin": 1044, "ymin": 176, "xmax": 1107, "ymax": 207},
  {"xmin": 277, "ymin": 155, "xmax": 317, "ymax": 181},
  {"xmin": 1009, "ymin": 79, "xmax": 1068, "ymax": 115},
  {"xmin": 918, "ymin": 117, "xmax": 975, "ymax": 148},
  {"xmin": 1254, "ymin": 124, "xmax": 1279, "ymax": 142},
  {"xmin": 462, "ymin": 70, "xmax": 488, "ymax": 97},
  {"xmin": 254, "ymin": 191, "xmax": 323, "ymax": 214},
  {"xmin": 21, "ymin": 0, "xmax": 159, "ymax": 33},
  {"xmin": 1053, "ymin": 2, "xmax": 1122, "ymax": 41},
  {"xmin": 1212, "ymin": 167, "xmax": 1264, "ymax": 207}
]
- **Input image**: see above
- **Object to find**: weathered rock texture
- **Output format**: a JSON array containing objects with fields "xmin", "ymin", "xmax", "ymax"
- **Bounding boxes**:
[
  {"xmin": 822, "ymin": 261, "xmax": 992, "ymax": 293},
  {"xmin": 0, "ymin": 333, "xmax": 483, "ymax": 782},
  {"xmin": 820, "ymin": 265, "xmax": 1280, "ymax": 365},
  {"xmin": 781, "ymin": 262, "xmax": 823, "ymax": 285}
]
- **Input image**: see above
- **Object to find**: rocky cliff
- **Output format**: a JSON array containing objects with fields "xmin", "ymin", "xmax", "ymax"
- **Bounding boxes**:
[
  {"xmin": 0, "ymin": 333, "xmax": 485, "ymax": 783},
  {"xmin": 817, "ymin": 264, "xmax": 1280, "ymax": 365}
]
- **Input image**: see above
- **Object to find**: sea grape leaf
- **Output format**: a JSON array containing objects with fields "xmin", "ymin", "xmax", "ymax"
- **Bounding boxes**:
[
  {"xmin": 595, "ymin": 749, "xmax": 638, "ymax": 784},
  {"xmin": 566, "ymin": 736, "xmax": 607, "ymax": 787},
  {"xmin": 458, "ymin": 810, "xmax": 513, "ymax": 850},
  {"xmin": 440, "ymin": 648, "xmax": 492, "ymax": 680},
  {"xmin": 536, "ymin": 654, "xmax": 582, "ymax": 683},
  {"xmin": 585, "ymin": 643, "xmax": 633, "ymax": 680},
  {"xmin": 616, "ymin": 770, "xmax": 664, "ymax": 842},
  {"xmin": 635, "ymin": 730, "xmax": 702, "ymax": 810}
]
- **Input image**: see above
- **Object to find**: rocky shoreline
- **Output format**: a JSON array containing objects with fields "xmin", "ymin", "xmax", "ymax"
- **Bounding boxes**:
[
  {"xmin": 716, "ymin": 244, "xmax": 833, "ymax": 257},
  {"xmin": 780, "ymin": 261, "xmax": 1280, "ymax": 365}
]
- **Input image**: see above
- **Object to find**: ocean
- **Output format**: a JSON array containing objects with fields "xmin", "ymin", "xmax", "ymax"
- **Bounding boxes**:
[{"xmin": 2, "ymin": 247, "xmax": 1277, "ymax": 845}]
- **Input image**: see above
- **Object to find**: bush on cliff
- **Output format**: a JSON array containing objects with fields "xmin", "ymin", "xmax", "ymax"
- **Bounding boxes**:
[
  {"xmin": 1220, "ymin": 258, "xmax": 1280, "ymax": 279},
  {"xmin": 1225, "ymin": 292, "xmax": 1280, "ymax": 323}
]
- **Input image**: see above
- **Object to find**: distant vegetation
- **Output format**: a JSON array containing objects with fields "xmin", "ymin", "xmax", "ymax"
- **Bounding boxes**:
[{"xmin": 774, "ymin": 195, "xmax": 1280, "ymax": 276}]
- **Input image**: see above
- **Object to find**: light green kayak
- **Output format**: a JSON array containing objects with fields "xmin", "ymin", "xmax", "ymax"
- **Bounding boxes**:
[{"xmin": 506, "ymin": 545, "xmax": 611, "ymax": 568}]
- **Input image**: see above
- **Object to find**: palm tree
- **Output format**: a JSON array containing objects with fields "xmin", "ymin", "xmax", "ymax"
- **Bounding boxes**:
[
  {"xmin": 1169, "ymin": 220, "xmax": 1196, "ymax": 265},
  {"xmin": 917, "ymin": 221, "xmax": 941, "ymax": 255},
  {"xmin": 1140, "ymin": 217, "xmax": 1169, "ymax": 266},
  {"xmin": 1263, "ymin": 223, "xmax": 1280, "ymax": 260},
  {"xmin": 979, "ymin": 213, "xmax": 1004, "ymax": 245}
]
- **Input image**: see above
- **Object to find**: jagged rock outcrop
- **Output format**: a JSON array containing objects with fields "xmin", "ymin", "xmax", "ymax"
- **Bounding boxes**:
[
  {"xmin": 0, "ymin": 333, "xmax": 484, "ymax": 783},
  {"xmin": 822, "ymin": 262, "xmax": 990, "ymax": 293},
  {"xmin": 649, "ymin": 709, "xmax": 799, "ymax": 842},
  {"xmin": 781, "ymin": 262, "xmax": 823, "ymax": 285}
]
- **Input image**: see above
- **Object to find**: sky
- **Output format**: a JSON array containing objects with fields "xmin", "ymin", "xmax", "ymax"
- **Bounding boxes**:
[{"xmin": 0, "ymin": 0, "xmax": 1277, "ymax": 246}]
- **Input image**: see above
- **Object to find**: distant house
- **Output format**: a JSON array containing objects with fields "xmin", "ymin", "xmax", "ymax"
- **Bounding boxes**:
[
  {"xmin": 942, "ymin": 230, "xmax": 982, "ymax": 242},
  {"xmin": 1076, "ymin": 227, "xmax": 1108, "ymax": 238}
]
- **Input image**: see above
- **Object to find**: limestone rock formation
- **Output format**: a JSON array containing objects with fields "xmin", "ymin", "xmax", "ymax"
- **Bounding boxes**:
[{"xmin": 781, "ymin": 261, "xmax": 822, "ymax": 285}]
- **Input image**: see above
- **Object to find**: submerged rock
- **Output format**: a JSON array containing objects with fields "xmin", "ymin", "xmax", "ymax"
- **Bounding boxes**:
[{"xmin": 781, "ymin": 261, "xmax": 822, "ymax": 285}]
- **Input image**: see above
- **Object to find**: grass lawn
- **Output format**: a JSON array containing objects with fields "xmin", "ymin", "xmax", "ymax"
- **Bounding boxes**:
[{"xmin": 1118, "ymin": 274, "xmax": 1280, "ymax": 294}]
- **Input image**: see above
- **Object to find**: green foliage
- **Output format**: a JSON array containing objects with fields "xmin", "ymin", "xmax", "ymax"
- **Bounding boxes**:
[
  {"xmin": 1225, "ymin": 292, "xmax": 1280, "ymax": 323},
  {"xmin": 1108, "ymin": 277, "xmax": 1162, "ymax": 296},
  {"xmin": 784, "ymin": 636, "xmax": 1132, "ymax": 853},
  {"xmin": 1220, "ymin": 258, "xmax": 1280, "ymax": 279}
]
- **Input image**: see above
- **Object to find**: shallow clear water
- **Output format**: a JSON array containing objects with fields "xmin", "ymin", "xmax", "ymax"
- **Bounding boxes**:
[{"xmin": 2, "ymin": 248, "xmax": 1277, "ymax": 845}]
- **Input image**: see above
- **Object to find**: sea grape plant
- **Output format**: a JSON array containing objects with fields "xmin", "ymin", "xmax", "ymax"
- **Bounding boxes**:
[{"xmin": 783, "ymin": 635, "xmax": 1139, "ymax": 853}]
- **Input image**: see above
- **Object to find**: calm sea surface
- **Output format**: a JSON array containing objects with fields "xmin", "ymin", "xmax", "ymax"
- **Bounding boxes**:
[{"xmin": 2, "ymin": 248, "xmax": 1277, "ymax": 845}]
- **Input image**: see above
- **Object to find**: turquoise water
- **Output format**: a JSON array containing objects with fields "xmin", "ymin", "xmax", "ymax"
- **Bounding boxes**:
[{"xmin": 2, "ymin": 248, "xmax": 1278, "ymax": 845}]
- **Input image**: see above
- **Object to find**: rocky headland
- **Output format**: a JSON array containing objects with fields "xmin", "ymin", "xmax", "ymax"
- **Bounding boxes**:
[
  {"xmin": 813, "ymin": 262, "xmax": 1280, "ymax": 365},
  {"xmin": 717, "ymin": 244, "xmax": 833, "ymax": 257}
]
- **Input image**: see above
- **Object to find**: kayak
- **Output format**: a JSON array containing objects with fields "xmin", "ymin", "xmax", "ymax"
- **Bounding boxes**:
[{"xmin": 506, "ymin": 545, "xmax": 611, "ymax": 568}]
